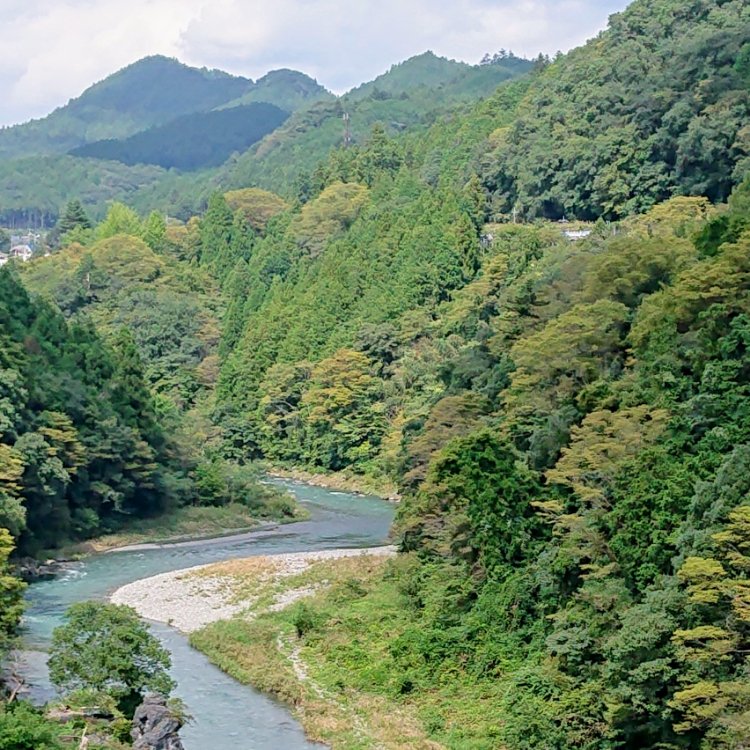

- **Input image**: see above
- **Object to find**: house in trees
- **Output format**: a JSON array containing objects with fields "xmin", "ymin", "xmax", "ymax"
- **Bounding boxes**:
[
  {"xmin": 563, "ymin": 229, "xmax": 592, "ymax": 240},
  {"xmin": 8, "ymin": 244, "xmax": 33, "ymax": 262}
]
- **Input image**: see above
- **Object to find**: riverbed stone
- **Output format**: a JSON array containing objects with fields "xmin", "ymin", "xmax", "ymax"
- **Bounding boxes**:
[{"xmin": 131, "ymin": 695, "xmax": 185, "ymax": 750}]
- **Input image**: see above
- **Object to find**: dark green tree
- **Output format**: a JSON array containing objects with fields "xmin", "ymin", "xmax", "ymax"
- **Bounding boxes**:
[
  {"xmin": 57, "ymin": 199, "xmax": 92, "ymax": 235},
  {"xmin": 48, "ymin": 601, "xmax": 175, "ymax": 716}
]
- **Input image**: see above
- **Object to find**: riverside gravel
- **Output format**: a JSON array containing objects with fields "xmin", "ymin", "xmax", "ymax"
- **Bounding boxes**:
[{"xmin": 110, "ymin": 546, "xmax": 397, "ymax": 632}]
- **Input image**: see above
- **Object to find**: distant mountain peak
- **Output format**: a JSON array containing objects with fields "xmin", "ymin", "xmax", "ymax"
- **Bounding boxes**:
[
  {"xmin": 220, "ymin": 68, "xmax": 334, "ymax": 111},
  {"xmin": 0, "ymin": 58, "xmax": 253, "ymax": 160}
]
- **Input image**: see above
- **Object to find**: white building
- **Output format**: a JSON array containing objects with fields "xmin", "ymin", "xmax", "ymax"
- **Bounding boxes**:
[
  {"xmin": 9, "ymin": 244, "xmax": 33, "ymax": 262},
  {"xmin": 563, "ymin": 229, "xmax": 592, "ymax": 241},
  {"xmin": 0, "ymin": 253, "xmax": 8, "ymax": 267}
]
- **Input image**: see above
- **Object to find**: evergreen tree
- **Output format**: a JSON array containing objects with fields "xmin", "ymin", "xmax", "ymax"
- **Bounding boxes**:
[{"xmin": 57, "ymin": 199, "xmax": 92, "ymax": 236}]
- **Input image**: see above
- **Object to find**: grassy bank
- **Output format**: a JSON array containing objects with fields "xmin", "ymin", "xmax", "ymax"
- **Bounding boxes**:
[
  {"xmin": 267, "ymin": 465, "xmax": 401, "ymax": 502},
  {"xmin": 189, "ymin": 553, "xmax": 504, "ymax": 750},
  {"xmin": 67, "ymin": 501, "xmax": 308, "ymax": 554}
]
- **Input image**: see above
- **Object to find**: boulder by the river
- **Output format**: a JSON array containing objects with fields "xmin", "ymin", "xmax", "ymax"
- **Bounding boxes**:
[
  {"xmin": 15, "ymin": 557, "xmax": 72, "ymax": 582},
  {"xmin": 132, "ymin": 695, "xmax": 185, "ymax": 750}
]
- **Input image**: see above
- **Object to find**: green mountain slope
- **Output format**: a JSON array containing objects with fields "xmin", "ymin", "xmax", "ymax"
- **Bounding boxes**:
[
  {"xmin": 481, "ymin": 0, "xmax": 750, "ymax": 219},
  {"xmin": 348, "ymin": 50, "xmax": 529, "ymax": 100},
  {"xmin": 163, "ymin": 1, "xmax": 750, "ymax": 747},
  {"xmin": 69, "ymin": 103, "xmax": 290, "ymax": 171},
  {"xmin": 4, "ymin": 0, "xmax": 750, "ymax": 745},
  {"xmin": 20, "ymin": 229, "xmax": 223, "ymax": 413},
  {"xmin": 0, "ymin": 155, "xmax": 168, "ymax": 226},
  {"xmin": 0, "ymin": 56, "xmax": 254, "ymax": 161},
  {"xmin": 219, "ymin": 69, "xmax": 334, "ymax": 111},
  {"xmin": 0, "ymin": 52, "xmax": 533, "ymax": 224},
  {"xmin": 0, "ymin": 266, "xmax": 186, "ymax": 555},
  {"xmin": 219, "ymin": 52, "xmax": 533, "ymax": 195}
]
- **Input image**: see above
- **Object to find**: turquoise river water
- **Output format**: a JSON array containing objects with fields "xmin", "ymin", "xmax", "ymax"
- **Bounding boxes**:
[{"xmin": 19, "ymin": 479, "xmax": 395, "ymax": 749}]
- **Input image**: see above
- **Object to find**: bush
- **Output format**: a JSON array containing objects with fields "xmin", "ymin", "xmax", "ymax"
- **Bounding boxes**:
[{"xmin": 0, "ymin": 702, "xmax": 63, "ymax": 750}]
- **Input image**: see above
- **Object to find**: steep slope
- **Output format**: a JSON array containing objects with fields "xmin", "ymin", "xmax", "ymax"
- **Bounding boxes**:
[
  {"xmin": 0, "ymin": 56, "xmax": 254, "ymax": 160},
  {"xmin": 0, "ymin": 51, "xmax": 533, "ymax": 223},
  {"xmin": 169, "ymin": 2, "xmax": 750, "ymax": 746},
  {"xmin": 0, "ymin": 267, "xmax": 186, "ymax": 555},
  {"xmin": 347, "ymin": 50, "xmax": 529, "ymax": 100},
  {"xmin": 20, "ymin": 229, "xmax": 222, "ymax": 412},
  {"xmin": 70, "ymin": 103, "xmax": 290, "ymax": 171},
  {"xmin": 212, "ymin": 0, "xmax": 750, "ymax": 476},
  {"xmin": 481, "ymin": 0, "xmax": 750, "ymax": 219}
]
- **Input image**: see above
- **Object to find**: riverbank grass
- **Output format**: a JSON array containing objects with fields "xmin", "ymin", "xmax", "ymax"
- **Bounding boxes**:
[
  {"xmin": 69, "ymin": 501, "xmax": 308, "ymax": 553},
  {"xmin": 267, "ymin": 465, "xmax": 401, "ymax": 501},
  {"xmin": 189, "ymin": 554, "xmax": 504, "ymax": 750}
]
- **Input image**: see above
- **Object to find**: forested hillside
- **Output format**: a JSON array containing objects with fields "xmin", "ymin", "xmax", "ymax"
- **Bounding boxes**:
[
  {"xmin": 481, "ymin": 0, "xmax": 750, "ymax": 219},
  {"xmin": 0, "ymin": 52, "xmax": 530, "ymax": 225},
  {"xmin": 0, "ymin": 198, "xmax": 296, "ymax": 560},
  {"xmin": 200, "ymin": 158, "xmax": 750, "ymax": 749},
  {"xmin": 0, "ymin": 156, "xmax": 168, "ymax": 226},
  {"xmin": 0, "ymin": 57, "xmax": 253, "ymax": 161},
  {"xmin": 172, "ymin": 1, "xmax": 750, "ymax": 747},
  {"xmin": 3, "ymin": 0, "xmax": 750, "ymax": 746},
  {"xmin": 0, "ymin": 267, "xmax": 185, "ymax": 555},
  {"xmin": 70, "ymin": 103, "xmax": 290, "ymax": 171},
  {"xmin": 216, "ymin": 51, "xmax": 533, "ymax": 196},
  {"xmin": 218, "ymin": 69, "xmax": 335, "ymax": 112},
  {"xmin": 210, "ymin": 0, "xmax": 749, "ymax": 475},
  {"xmin": 19, "ymin": 203, "xmax": 224, "ymax": 413}
]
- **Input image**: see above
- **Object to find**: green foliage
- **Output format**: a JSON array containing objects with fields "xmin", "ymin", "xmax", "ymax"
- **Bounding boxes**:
[
  {"xmin": 96, "ymin": 202, "xmax": 143, "ymax": 240},
  {"xmin": 49, "ymin": 601, "xmax": 174, "ymax": 717},
  {"xmin": 0, "ymin": 529, "xmax": 25, "ymax": 656},
  {"xmin": 71, "ymin": 103, "xmax": 289, "ymax": 171},
  {"xmin": 482, "ymin": 0, "xmax": 750, "ymax": 220},
  {"xmin": 20, "ymin": 232, "xmax": 221, "ymax": 412},
  {"xmin": 290, "ymin": 181, "xmax": 369, "ymax": 255},
  {"xmin": 0, "ymin": 266, "xmax": 188, "ymax": 554},
  {"xmin": 401, "ymin": 430, "xmax": 544, "ymax": 575},
  {"xmin": 5, "ymin": 5, "xmax": 750, "ymax": 746},
  {"xmin": 204, "ymin": 148, "xmax": 750, "ymax": 747},
  {"xmin": 0, "ymin": 56, "xmax": 253, "ymax": 161},
  {"xmin": 54, "ymin": 199, "xmax": 92, "ymax": 247},
  {"xmin": 224, "ymin": 188, "xmax": 289, "ymax": 231},
  {"xmin": 671, "ymin": 505, "xmax": 750, "ymax": 746},
  {"xmin": 217, "ymin": 68, "xmax": 334, "ymax": 112},
  {"xmin": 0, "ymin": 702, "xmax": 66, "ymax": 750},
  {"xmin": 221, "ymin": 51, "xmax": 532, "ymax": 198},
  {"xmin": 0, "ymin": 156, "xmax": 166, "ymax": 227}
]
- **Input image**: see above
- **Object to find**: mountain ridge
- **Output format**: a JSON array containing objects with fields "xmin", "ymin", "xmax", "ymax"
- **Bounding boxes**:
[{"xmin": 0, "ymin": 56, "xmax": 328, "ymax": 161}]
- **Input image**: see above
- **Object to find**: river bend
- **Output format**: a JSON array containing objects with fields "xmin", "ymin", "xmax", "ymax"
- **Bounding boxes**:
[{"xmin": 20, "ymin": 480, "xmax": 395, "ymax": 749}]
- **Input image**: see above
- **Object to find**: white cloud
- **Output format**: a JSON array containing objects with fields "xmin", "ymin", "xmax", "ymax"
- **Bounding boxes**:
[{"xmin": 0, "ymin": 0, "xmax": 627, "ymax": 126}]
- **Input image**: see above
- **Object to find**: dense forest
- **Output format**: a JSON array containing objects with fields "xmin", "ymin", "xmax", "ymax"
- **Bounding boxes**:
[
  {"xmin": 2, "ymin": 0, "xmax": 750, "ymax": 747},
  {"xmin": 0, "ymin": 56, "xmax": 330, "ymax": 226},
  {"xmin": 70, "ymin": 103, "xmax": 290, "ymax": 171},
  {"xmin": 0, "ymin": 266, "xmax": 183, "ymax": 554},
  {"xmin": 0, "ymin": 198, "xmax": 297, "ymax": 560},
  {"xmin": 0, "ymin": 57, "xmax": 253, "ymax": 161},
  {"xmin": 195, "ymin": 1, "xmax": 750, "ymax": 746},
  {"xmin": 0, "ymin": 56, "xmax": 328, "ymax": 161},
  {"xmin": 0, "ymin": 52, "xmax": 533, "ymax": 225}
]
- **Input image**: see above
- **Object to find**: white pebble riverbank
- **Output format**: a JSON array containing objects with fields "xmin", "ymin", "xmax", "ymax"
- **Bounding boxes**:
[{"xmin": 110, "ymin": 546, "xmax": 396, "ymax": 633}]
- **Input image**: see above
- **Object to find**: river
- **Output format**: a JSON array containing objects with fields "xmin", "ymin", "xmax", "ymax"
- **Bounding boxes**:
[{"xmin": 19, "ymin": 479, "xmax": 395, "ymax": 749}]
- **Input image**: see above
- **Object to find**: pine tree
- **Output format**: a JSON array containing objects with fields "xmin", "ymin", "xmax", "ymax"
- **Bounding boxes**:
[{"xmin": 57, "ymin": 199, "xmax": 92, "ymax": 235}]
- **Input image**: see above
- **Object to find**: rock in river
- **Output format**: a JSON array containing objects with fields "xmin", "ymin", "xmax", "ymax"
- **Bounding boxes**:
[{"xmin": 132, "ymin": 695, "xmax": 185, "ymax": 750}]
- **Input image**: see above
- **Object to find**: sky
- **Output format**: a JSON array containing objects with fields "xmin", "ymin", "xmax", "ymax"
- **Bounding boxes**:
[{"xmin": 0, "ymin": 0, "xmax": 628, "ymax": 127}]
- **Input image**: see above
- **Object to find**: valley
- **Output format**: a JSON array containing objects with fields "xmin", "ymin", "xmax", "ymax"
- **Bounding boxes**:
[{"xmin": 2, "ymin": 0, "xmax": 750, "ymax": 748}]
